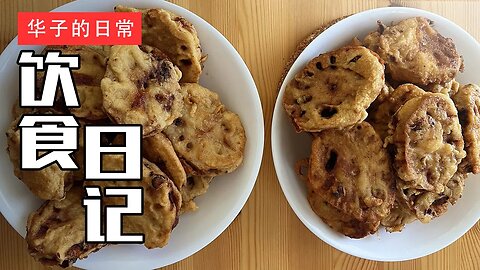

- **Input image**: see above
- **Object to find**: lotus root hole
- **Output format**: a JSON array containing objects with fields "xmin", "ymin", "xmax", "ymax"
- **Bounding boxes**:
[
  {"xmin": 320, "ymin": 107, "xmax": 338, "ymax": 118},
  {"xmin": 330, "ymin": 56, "xmax": 336, "ymax": 64},
  {"xmin": 180, "ymin": 59, "xmax": 193, "ymax": 66},
  {"xmin": 222, "ymin": 123, "xmax": 231, "ymax": 132},
  {"xmin": 187, "ymin": 176, "xmax": 194, "ymax": 187},
  {"xmin": 325, "ymin": 150, "xmax": 338, "ymax": 172}
]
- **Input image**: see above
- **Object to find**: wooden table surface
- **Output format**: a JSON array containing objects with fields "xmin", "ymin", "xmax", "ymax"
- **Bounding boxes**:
[{"xmin": 1, "ymin": 0, "xmax": 480, "ymax": 269}]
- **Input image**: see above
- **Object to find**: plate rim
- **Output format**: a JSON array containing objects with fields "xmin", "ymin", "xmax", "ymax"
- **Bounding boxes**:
[
  {"xmin": 0, "ymin": 0, "xmax": 265, "ymax": 268},
  {"xmin": 272, "ymin": 6, "xmax": 480, "ymax": 262}
]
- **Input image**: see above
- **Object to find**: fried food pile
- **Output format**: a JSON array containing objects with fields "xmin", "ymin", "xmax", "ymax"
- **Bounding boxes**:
[
  {"xmin": 283, "ymin": 17, "xmax": 478, "ymax": 238},
  {"xmin": 6, "ymin": 5, "xmax": 246, "ymax": 267}
]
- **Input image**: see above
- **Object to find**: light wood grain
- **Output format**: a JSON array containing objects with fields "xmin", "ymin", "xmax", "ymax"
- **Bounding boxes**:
[{"xmin": 1, "ymin": 0, "xmax": 480, "ymax": 269}]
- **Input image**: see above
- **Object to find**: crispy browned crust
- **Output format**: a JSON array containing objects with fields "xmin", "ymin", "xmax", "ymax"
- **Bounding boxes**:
[
  {"xmin": 101, "ymin": 45, "xmax": 185, "ymax": 137},
  {"xmin": 453, "ymin": 84, "xmax": 480, "ymax": 173},
  {"xmin": 308, "ymin": 122, "xmax": 395, "ymax": 226},
  {"xmin": 41, "ymin": 45, "xmax": 109, "ymax": 120},
  {"xmin": 367, "ymin": 84, "xmax": 426, "ymax": 140},
  {"xmin": 26, "ymin": 186, "xmax": 105, "ymax": 268},
  {"xmin": 115, "ymin": 5, "xmax": 204, "ymax": 83},
  {"xmin": 364, "ymin": 17, "xmax": 463, "ymax": 86},
  {"xmin": 307, "ymin": 188, "xmax": 379, "ymax": 239},
  {"xmin": 6, "ymin": 112, "xmax": 74, "ymax": 201},
  {"xmin": 143, "ymin": 132, "xmax": 187, "ymax": 189},
  {"xmin": 388, "ymin": 93, "xmax": 465, "ymax": 193},
  {"xmin": 164, "ymin": 83, "xmax": 246, "ymax": 176},
  {"xmin": 283, "ymin": 46, "xmax": 385, "ymax": 132},
  {"xmin": 387, "ymin": 93, "xmax": 466, "ymax": 223},
  {"xmin": 84, "ymin": 157, "xmax": 182, "ymax": 249},
  {"xmin": 179, "ymin": 175, "xmax": 213, "ymax": 214}
]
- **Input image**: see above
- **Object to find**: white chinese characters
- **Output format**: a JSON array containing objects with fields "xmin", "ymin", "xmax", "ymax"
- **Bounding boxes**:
[
  {"xmin": 83, "ymin": 125, "xmax": 143, "ymax": 243},
  {"xmin": 96, "ymin": 20, "xmax": 110, "ymax": 37},
  {"xmin": 27, "ymin": 19, "xmax": 46, "ymax": 38},
  {"xmin": 85, "ymin": 126, "xmax": 142, "ymax": 180},
  {"xmin": 116, "ymin": 19, "xmax": 134, "ymax": 38},
  {"xmin": 19, "ymin": 115, "xmax": 79, "ymax": 170},
  {"xmin": 22, "ymin": 15, "xmax": 140, "ymax": 44},
  {"xmin": 83, "ymin": 187, "xmax": 144, "ymax": 243},
  {"xmin": 50, "ymin": 19, "xmax": 68, "ymax": 37},
  {"xmin": 72, "ymin": 19, "xmax": 90, "ymax": 38},
  {"xmin": 17, "ymin": 45, "xmax": 144, "ymax": 245},
  {"xmin": 18, "ymin": 51, "xmax": 80, "ymax": 107}
]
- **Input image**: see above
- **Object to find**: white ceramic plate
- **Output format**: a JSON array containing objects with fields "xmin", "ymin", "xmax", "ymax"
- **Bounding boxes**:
[
  {"xmin": 0, "ymin": 0, "xmax": 264, "ymax": 269},
  {"xmin": 273, "ymin": 7, "xmax": 480, "ymax": 262}
]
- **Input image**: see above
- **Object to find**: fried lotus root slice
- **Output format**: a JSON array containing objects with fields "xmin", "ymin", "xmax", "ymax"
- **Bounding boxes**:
[
  {"xmin": 308, "ymin": 122, "xmax": 395, "ymax": 224},
  {"xmin": 426, "ymin": 79, "xmax": 460, "ymax": 97},
  {"xmin": 6, "ymin": 115, "xmax": 74, "ymax": 200},
  {"xmin": 42, "ymin": 45, "xmax": 108, "ymax": 120},
  {"xmin": 115, "ymin": 5, "xmax": 204, "ymax": 83},
  {"xmin": 11, "ymin": 92, "xmax": 70, "ymax": 120},
  {"xmin": 180, "ymin": 175, "xmax": 213, "ymax": 214},
  {"xmin": 164, "ymin": 83, "xmax": 246, "ymax": 176},
  {"xmin": 444, "ymin": 170, "xmax": 467, "ymax": 205},
  {"xmin": 26, "ymin": 186, "xmax": 105, "ymax": 268},
  {"xmin": 381, "ymin": 197, "xmax": 417, "ymax": 233},
  {"xmin": 387, "ymin": 93, "xmax": 466, "ymax": 193},
  {"xmin": 453, "ymin": 84, "xmax": 480, "ymax": 173},
  {"xmin": 101, "ymin": 45, "xmax": 184, "ymax": 137},
  {"xmin": 398, "ymin": 171, "xmax": 467, "ymax": 223},
  {"xmin": 294, "ymin": 158, "xmax": 309, "ymax": 182},
  {"xmin": 307, "ymin": 188, "xmax": 379, "ymax": 238},
  {"xmin": 368, "ymin": 84, "xmax": 426, "ymax": 140},
  {"xmin": 85, "ymin": 156, "xmax": 182, "ymax": 249},
  {"xmin": 364, "ymin": 17, "xmax": 463, "ymax": 86},
  {"xmin": 11, "ymin": 101, "xmax": 56, "ymax": 120},
  {"xmin": 283, "ymin": 46, "xmax": 385, "ymax": 132},
  {"xmin": 143, "ymin": 132, "xmax": 187, "ymax": 189},
  {"xmin": 89, "ymin": 45, "xmax": 111, "ymax": 58}
]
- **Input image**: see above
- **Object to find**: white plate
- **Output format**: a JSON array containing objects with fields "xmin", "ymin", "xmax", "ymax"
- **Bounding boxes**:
[
  {"xmin": 0, "ymin": 0, "xmax": 264, "ymax": 269},
  {"xmin": 272, "ymin": 7, "xmax": 480, "ymax": 262}
]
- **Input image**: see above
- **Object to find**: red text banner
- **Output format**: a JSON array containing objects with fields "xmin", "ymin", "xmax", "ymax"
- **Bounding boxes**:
[{"xmin": 18, "ymin": 12, "xmax": 142, "ymax": 45}]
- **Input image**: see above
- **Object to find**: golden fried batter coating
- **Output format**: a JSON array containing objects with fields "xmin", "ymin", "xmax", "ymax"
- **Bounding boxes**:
[
  {"xmin": 444, "ymin": 171, "xmax": 466, "ymax": 205},
  {"xmin": 101, "ymin": 45, "xmax": 184, "ymax": 137},
  {"xmin": 85, "ymin": 156, "xmax": 181, "ymax": 249},
  {"xmin": 387, "ymin": 93, "xmax": 466, "ymax": 193},
  {"xmin": 308, "ymin": 122, "xmax": 395, "ymax": 225},
  {"xmin": 44, "ymin": 46, "xmax": 108, "ymax": 120},
  {"xmin": 452, "ymin": 84, "xmax": 480, "ymax": 173},
  {"xmin": 368, "ymin": 84, "xmax": 426, "ymax": 140},
  {"xmin": 180, "ymin": 175, "xmax": 213, "ymax": 214},
  {"xmin": 364, "ymin": 17, "xmax": 463, "ymax": 85},
  {"xmin": 143, "ymin": 132, "xmax": 187, "ymax": 189},
  {"xmin": 381, "ymin": 197, "xmax": 417, "ymax": 233},
  {"xmin": 115, "ymin": 5, "xmax": 204, "ymax": 83},
  {"xmin": 6, "ymin": 115, "xmax": 74, "ymax": 200},
  {"xmin": 307, "ymin": 187, "xmax": 380, "ymax": 238},
  {"xmin": 11, "ymin": 101, "xmax": 34, "ymax": 120},
  {"xmin": 26, "ymin": 186, "xmax": 105, "ymax": 268},
  {"xmin": 426, "ymin": 79, "xmax": 460, "ymax": 97},
  {"xmin": 397, "ymin": 171, "xmax": 466, "ymax": 223},
  {"xmin": 283, "ymin": 46, "xmax": 385, "ymax": 132},
  {"xmin": 164, "ymin": 83, "xmax": 246, "ymax": 176}
]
